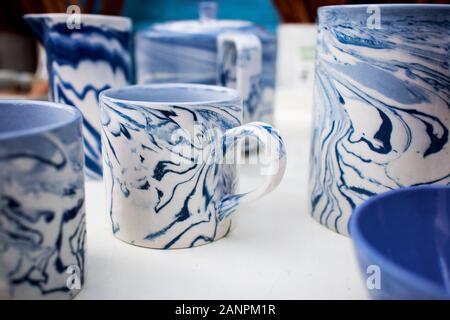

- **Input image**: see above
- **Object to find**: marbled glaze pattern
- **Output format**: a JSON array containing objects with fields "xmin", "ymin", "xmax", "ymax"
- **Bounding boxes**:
[
  {"xmin": 135, "ymin": 20, "xmax": 276, "ymax": 124},
  {"xmin": 25, "ymin": 14, "xmax": 133, "ymax": 179},
  {"xmin": 100, "ymin": 85, "xmax": 287, "ymax": 249},
  {"xmin": 0, "ymin": 102, "xmax": 86, "ymax": 299},
  {"xmin": 309, "ymin": 5, "xmax": 450, "ymax": 235}
]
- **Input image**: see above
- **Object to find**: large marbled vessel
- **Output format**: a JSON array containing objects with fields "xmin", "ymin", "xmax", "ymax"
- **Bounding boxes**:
[
  {"xmin": 0, "ymin": 101, "xmax": 86, "ymax": 299},
  {"xmin": 24, "ymin": 14, "xmax": 133, "ymax": 179},
  {"xmin": 309, "ymin": 5, "xmax": 450, "ymax": 235},
  {"xmin": 100, "ymin": 84, "xmax": 286, "ymax": 249}
]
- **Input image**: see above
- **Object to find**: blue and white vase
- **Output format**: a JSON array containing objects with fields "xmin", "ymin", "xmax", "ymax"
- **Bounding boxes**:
[
  {"xmin": 135, "ymin": 6, "xmax": 276, "ymax": 126},
  {"xmin": 0, "ymin": 100, "xmax": 86, "ymax": 299},
  {"xmin": 309, "ymin": 4, "xmax": 450, "ymax": 235},
  {"xmin": 100, "ymin": 84, "xmax": 287, "ymax": 249},
  {"xmin": 24, "ymin": 14, "xmax": 133, "ymax": 180}
]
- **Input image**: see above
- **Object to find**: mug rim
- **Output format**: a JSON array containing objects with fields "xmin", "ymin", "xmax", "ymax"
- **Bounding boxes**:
[
  {"xmin": 0, "ymin": 100, "xmax": 82, "ymax": 141},
  {"xmin": 318, "ymin": 3, "xmax": 450, "ymax": 13},
  {"xmin": 100, "ymin": 83, "xmax": 241, "ymax": 107},
  {"xmin": 23, "ymin": 13, "xmax": 132, "ymax": 27},
  {"xmin": 350, "ymin": 184, "xmax": 450, "ymax": 299}
]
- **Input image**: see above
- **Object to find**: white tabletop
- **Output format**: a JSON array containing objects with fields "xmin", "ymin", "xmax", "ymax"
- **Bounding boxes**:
[{"xmin": 77, "ymin": 89, "xmax": 368, "ymax": 300}]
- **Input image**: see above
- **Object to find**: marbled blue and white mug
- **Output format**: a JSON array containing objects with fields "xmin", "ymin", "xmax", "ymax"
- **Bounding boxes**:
[
  {"xmin": 100, "ymin": 84, "xmax": 286, "ymax": 249},
  {"xmin": 0, "ymin": 101, "xmax": 86, "ymax": 299},
  {"xmin": 24, "ymin": 14, "xmax": 133, "ymax": 179},
  {"xmin": 309, "ymin": 4, "xmax": 450, "ymax": 235}
]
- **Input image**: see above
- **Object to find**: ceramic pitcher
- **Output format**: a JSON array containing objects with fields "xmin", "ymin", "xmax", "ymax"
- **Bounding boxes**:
[
  {"xmin": 24, "ymin": 13, "xmax": 133, "ymax": 179},
  {"xmin": 135, "ymin": 3, "xmax": 277, "ymax": 125}
]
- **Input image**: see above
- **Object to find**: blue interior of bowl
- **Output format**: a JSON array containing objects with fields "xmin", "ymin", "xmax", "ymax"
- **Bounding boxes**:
[
  {"xmin": 0, "ymin": 101, "xmax": 80, "ymax": 139},
  {"xmin": 351, "ymin": 185, "xmax": 450, "ymax": 298}
]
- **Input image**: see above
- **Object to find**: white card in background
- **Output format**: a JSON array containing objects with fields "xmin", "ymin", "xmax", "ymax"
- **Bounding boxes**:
[
  {"xmin": 276, "ymin": 24, "xmax": 316, "ymax": 92},
  {"xmin": 275, "ymin": 24, "xmax": 317, "ymax": 127}
]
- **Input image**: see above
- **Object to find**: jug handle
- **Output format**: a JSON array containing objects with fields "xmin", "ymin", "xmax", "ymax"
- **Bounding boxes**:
[{"xmin": 217, "ymin": 33, "xmax": 262, "ymax": 122}]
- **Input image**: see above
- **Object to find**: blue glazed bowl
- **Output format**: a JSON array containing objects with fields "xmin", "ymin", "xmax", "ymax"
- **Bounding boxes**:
[{"xmin": 350, "ymin": 185, "xmax": 450, "ymax": 300}]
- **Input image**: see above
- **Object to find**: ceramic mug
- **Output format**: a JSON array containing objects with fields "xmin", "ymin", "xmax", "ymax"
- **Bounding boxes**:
[
  {"xmin": 24, "ymin": 14, "xmax": 133, "ymax": 179},
  {"xmin": 100, "ymin": 84, "xmax": 286, "ymax": 249},
  {"xmin": 309, "ymin": 4, "xmax": 450, "ymax": 235},
  {"xmin": 0, "ymin": 100, "xmax": 86, "ymax": 299},
  {"xmin": 135, "ymin": 4, "xmax": 276, "ymax": 125}
]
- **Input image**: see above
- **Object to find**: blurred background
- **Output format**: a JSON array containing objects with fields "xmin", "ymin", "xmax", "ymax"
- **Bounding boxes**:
[{"xmin": 0, "ymin": 0, "xmax": 448, "ymax": 99}]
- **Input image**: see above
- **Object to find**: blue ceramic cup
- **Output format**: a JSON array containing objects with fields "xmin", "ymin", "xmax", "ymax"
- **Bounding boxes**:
[
  {"xmin": 100, "ymin": 84, "xmax": 286, "ymax": 249},
  {"xmin": 350, "ymin": 185, "xmax": 450, "ymax": 300},
  {"xmin": 309, "ymin": 4, "xmax": 450, "ymax": 235},
  {"xmin": 0, "ymin": 101, "xmax": 86, "ymax": 299}
]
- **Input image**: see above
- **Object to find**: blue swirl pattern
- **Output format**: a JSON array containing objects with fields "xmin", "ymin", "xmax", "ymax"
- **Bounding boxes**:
[
  {"xmin": 100, "ymin": 88, "xmax": 243, "ymax": 249},
  {"xmin": 0, "ymin": 117, "xmax": 86, "ymax": 299},
  {"xmin": 309, "ymin": 5, "xmax": 450, "ymax": 235},
  {"xmin": 25, "ymin": 14, "xmax": 133, "ymax": 179}
]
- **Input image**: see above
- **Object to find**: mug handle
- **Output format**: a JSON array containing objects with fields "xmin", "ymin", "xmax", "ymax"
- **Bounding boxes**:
[
  {"xmin": 217, "ymin": 33, "xmax": 262, "ymax": 121},
  {"xmin": 217, "ymin": 122, "xmax": 287, "ymax": 221}
]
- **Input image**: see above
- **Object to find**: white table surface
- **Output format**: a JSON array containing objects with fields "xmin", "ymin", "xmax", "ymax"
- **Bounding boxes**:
[{"xmin": 76, "ymin": 89, "xmax": 368, "ymax": 300}]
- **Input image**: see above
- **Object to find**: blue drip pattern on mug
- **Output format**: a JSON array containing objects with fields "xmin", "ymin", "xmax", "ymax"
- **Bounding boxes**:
[
  {"xmin": 309, "ymin": 6, "xmax": 450, "ymax": 235},
  {"xmin": 100, "ymin": 92, "xmax": 243, "ymax": 249},
  {"xmin": 0, "ymin": 125, "xmax": 86, "ymax": 299},
  {"xmin": 25, "ymin": 15, "xmax": 133, "ymax": 179}
]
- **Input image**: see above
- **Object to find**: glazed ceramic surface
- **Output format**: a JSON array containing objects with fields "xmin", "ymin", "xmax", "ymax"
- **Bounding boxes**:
[
  {"xmin": 0, "ymin": 101, "xmax": 86, "ymax": 299},
  {"xmin": 136, "ymin": 18, "xmax": 276, "ymax": 125},
  {"xmin": 24, "ymin": 14, "xmax": 133, "ymax": 179},
  {"xmin": 350, "ymin": 185, "xmax": 450, "ymax": 300},
  {"xmin": 100, "ymin": 84, "xmax": 286, "ymax": 249},
  {"xmin": 309, "ymin": 5, "xmax": 450, "ymax": 235}
]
